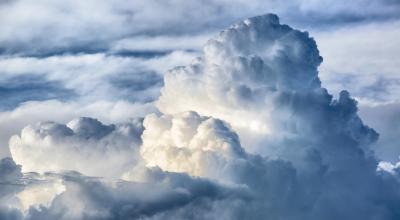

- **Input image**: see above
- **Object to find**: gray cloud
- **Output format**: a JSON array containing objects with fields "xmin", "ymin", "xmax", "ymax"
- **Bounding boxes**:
[
  {"xmin": 359, "ymin": 102, "xmax": 400, "ymax": 162},
  {"xmin": 25, "ymin": 170, "xmax": 247, "ymax": 220},
  {"xmin": 0, "ymin": 157, "xmax": 24, "ymax": 220},
  {"xmin": 0, "ymin": 74, "xmax": 75, "ymax": 110},
  {"xmin": 0, "ymin": 157, "xmax": 23, "ymax": 198},
  {"xmin": 0, "ymin": 0, "xmax": 399, "ymax": 56}
]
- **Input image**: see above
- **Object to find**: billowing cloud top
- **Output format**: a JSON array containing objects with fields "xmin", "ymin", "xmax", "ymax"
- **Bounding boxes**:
[
  {"xmin": 1, "ymin": 14, "xmax": 400, "ymax": 220},
  {"xmin": 157, "ymin": 14, "xmax": 377, "ymax": 162}
]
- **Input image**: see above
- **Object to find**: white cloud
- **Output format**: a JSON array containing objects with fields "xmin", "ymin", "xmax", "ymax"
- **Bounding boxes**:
[
  {"xmin": 135, "ymin": 14, "xmax": 400, "ymax": 219},
  {"xmin": 140, "ymin": 111, "xmax": 245, "ymax": 181},
  {"xmin": 0, "ymin": 100, "xmax": 154, "ymax": 158},
  {"xmin": 157, "ymin": 14, "xmax": 324, "ymax": 155},
  {"xmin": 16, "ymin": 173, "xmax": 65, "ymax": 212},
  {"xmin": 9, "ymin": 117, "xmax": 143, "ymax": 178}
]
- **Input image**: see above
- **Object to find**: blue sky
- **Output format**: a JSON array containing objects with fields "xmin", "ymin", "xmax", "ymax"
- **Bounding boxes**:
[{"xmin": 0, "ymin": 1, "xmax": 400, "ymax": 219}]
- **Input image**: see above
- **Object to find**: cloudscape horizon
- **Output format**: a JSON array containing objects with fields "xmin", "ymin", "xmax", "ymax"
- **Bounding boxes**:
[{"xmin": 1, "ymin": 1, "xmax": 400, "ymax": 219}]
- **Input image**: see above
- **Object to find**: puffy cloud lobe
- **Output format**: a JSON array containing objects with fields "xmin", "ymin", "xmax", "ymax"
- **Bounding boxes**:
[
  {"xmin": 140, "ymin": 111, "xmax": 246, "ymax": 181},
  {"xmin": 9, "ymin": 117, "xmax": 143, "ymax": 178},
  {"xmin": 139, "ymin": 111, "xmax": 298, "ymax": 201},
  {"xmin": 378, "ymin": 160, "xmax": 400, "ymax": 180}
]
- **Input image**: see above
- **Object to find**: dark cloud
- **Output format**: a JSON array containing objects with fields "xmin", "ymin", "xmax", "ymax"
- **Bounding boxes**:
[
  {"xmin": 109, "ymin": 50, "xmax": 174, "ymax": 59},
  {"xmin": 0, "ymin": 158, "xmax": 24, "ymax": 220},
  {"xmin": 25, "ymin": 170, "xmax": 247, "ymax": 220},
  {"xmin": 0, "ymin": 157, "xmax": 23, "ymax": 197}
]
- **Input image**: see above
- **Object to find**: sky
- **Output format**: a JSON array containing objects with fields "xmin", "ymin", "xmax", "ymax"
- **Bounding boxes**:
[{"xmin": 0, "ymin": 0, "xmax": 400, "ymax": 219}]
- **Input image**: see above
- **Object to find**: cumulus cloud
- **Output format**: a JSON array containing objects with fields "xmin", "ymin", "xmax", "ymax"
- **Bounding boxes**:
[
  {"xmin": 10, "ymin": 117, "xmax": 143, "ymax": 178},
  {"xmin": 152, "ymin": 14, "xmax": 400, "ymax": 219},
  {"xmin": 2, "ymin": 13, "xmax": 400, "ymax": 220},
  {"xmin": 158, "ymin": 14, "xmax": 316, "ymax": 144},
  {"xmin": 0, "ymin": 100, "xmax": 155, "ymax": 158},
  {"xmin": 140, "ymin": 111, "xmax": 245, "ymax": 181},
  {"xmin": 157, "ymin": 14, "xmax": 377, "ymax": 164}
]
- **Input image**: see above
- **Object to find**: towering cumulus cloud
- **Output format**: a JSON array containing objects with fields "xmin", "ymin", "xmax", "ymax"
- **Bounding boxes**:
[{"xmin": 3, "ymin": 14, "xmax": 400, "ymax": 219}]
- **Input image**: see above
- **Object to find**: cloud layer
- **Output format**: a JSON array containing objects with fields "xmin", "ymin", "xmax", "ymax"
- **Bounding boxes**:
[{"xmin": 1, "ymin": 0, "xmax": 399, "ymax": 56}]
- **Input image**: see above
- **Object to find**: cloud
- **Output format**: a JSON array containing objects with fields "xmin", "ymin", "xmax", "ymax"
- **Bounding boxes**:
[
  {"xmin": 0, "ymin": 0, "xmax": 399, "ymax": 56},
  {"xmin": 0, "ymin": 157, "xmax": 23, "ymax": 199},
  {"xmin": 25, "ymin": 169, "xmax": 249, "ymax": 220},
  {"xmin": 0, "ymin": 100, "xmax": 155, "ymax": 159},
  {"xmin": 314, "ymin": 20, "xmax": 400, "ymax": 106},
  {"xmin": 16, "ymin": 173, "xmax": 65, "ymax": 212},
  {"xmin": 140, "ymin": 111, "xmax": 245, "ymax": 181},
  {"xmin": 0, "ymin": 74, "xmax": 75, "ymax": 110},
  {"xmin": 2, "ymin": 13, "xmax": 400, "ymax": 220},
  {"xmin": 359, "ymin": 102, "xmax": 400, "ymax": 162},
  {"xmin": 0, "ymin": 52, "xmax": 196, "ymax": 103},
  {"xmin": 156, "ymin": 14, "xmax": 381, "ymax": 171},
  {"xmin": 1, "ymin": 1, "xmax": 400, "ymax": 166},
  {"xmin": 0, "ymin": 51, "xmax": 197, "ymax": 158},
  {"xmin": 0, "ymin": 157, "xmax": 24, "ymax": 220},
  {"xmin": 9, "ymin": 117, "xmax": 143, "ymax": 178},
  {"xmin": 152, "ymin": 14, "xmax": 400, "ymax": 219}
]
